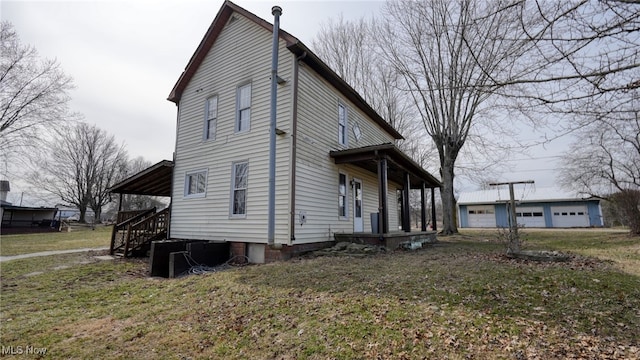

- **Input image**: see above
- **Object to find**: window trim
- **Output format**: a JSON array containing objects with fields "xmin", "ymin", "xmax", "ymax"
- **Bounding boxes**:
[
  {"xmin": 338, "ymin": 102, "xmax": 348, "ymax": 146},
  {"xmin": 204, "ymin": 95, "xmax": 218, "ymax": 141},
  {"xmin": 183, "ymin": 169, "xmax": 208, "ymax": 199},
  {"xmin": 338, "ymin": 171, "xmax": 348, "ymax": 220},
  {"xmin": 230, "ymin": 161, "xmax": 249, "ymax": 218},
  {"xmin": 235, "ymin": 82, "xmax": 252, "ymax": 133}
]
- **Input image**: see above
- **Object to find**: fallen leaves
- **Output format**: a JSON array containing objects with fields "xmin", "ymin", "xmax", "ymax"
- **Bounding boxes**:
[{"xmin": 2, "ymin": 232, "xmax": 639, "ymax": 359}]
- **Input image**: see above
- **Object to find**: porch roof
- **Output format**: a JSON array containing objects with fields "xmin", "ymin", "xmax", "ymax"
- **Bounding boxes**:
[
  {"xmin": 329, "ymin": 143, "xmax": 441, "ymax": 188},
  {"xmin": 109, "ymin": 160, "xmax": 173, "ymax": 197}
]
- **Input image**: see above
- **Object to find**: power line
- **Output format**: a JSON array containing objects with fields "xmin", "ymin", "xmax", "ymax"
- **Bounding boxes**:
[
  {"xmin": 507, "ymin": 168, "xmax": 560, "ymax": 173},
  {"xmin": 455, "ymin": 155, "xmax": 562, "ymax": 166}
]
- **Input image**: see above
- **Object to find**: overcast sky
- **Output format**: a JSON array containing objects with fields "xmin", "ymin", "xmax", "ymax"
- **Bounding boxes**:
[{"xmin": 1, "ymin": 0, "xmax": 564, "ymax": 205}]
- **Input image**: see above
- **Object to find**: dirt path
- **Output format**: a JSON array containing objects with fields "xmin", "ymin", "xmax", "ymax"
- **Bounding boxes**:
[{"xmin": 0, "ymin": 247, "xmax": 109, "ymax": 262}]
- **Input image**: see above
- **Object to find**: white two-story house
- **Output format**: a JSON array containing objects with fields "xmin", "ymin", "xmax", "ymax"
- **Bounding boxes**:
[{"xmin": 112, "ymin": 1, "xmax": 441, "ymax": 263}]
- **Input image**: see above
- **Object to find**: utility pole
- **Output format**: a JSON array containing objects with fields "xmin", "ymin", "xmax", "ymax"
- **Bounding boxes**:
[{"xmin": 489, "ymin": 180, "xmax": 534, "ymax": 253}]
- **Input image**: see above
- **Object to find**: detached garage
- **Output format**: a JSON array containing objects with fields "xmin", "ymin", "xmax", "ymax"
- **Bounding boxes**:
[{"xmin": 458, "ymin": 187, "xmax": 603, "ymax": 228}]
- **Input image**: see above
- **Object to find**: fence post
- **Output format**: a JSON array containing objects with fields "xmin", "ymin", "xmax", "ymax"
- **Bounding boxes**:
[
  {"xmin": 124, "ymin": 223, "xmax": 133, "ymax": 258},
  {"xmin": 109, "ymin": 224, "xmax": 117, "ymax": 255}
]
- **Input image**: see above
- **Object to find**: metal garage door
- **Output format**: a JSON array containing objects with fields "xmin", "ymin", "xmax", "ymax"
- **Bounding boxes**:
[
  {"xmin": 551, "ymin": 205, "xmax": 589, "ymax": 227},
  {"xmin": 467, "ymin": 206, "xmax": 496, "ymax": 227},
  {"xmin": 515, "ymin": 206, "xmax": 545, "ymax": 228}
]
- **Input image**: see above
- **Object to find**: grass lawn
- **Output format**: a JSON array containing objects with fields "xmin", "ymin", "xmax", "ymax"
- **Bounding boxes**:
[
  {"xmin": 0, "ymin": 225, "xmax": 112, "ymax": 256},
  {"xmin": 1, "ymin": 230, "xmax": 638, "ymax": 359}
]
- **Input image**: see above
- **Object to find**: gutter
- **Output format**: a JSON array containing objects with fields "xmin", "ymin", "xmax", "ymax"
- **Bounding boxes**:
[
  {"xmin": 290, "ymin": 51, "xmax": 307, "ymax": 242},
  {"xmin": 168, "ymin": 103, "xmax": 180, "ymax": 239}
]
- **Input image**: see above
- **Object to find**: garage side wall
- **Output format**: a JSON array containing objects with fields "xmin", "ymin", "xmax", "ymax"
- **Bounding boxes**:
[
  {"xmin": 495, "ymin": 204, "xmax": 508, "ymax": 227},
  {"xmin": 587, "ymin": 201, "xmax": 603, "ymax": 227},
  {"xmin": 459, "ymin": 205, "xmax": 468, "ymax": 227}
]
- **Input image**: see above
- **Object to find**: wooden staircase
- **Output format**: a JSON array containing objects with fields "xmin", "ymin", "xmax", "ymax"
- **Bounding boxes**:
[{"xmin": 110, "ymin": 207, "xmax": 170, "ymax": 258}]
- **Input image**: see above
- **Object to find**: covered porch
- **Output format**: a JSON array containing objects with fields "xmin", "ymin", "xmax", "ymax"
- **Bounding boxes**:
[
  {"xmin": 107, "ymin": 160, "xmax": 173, "ymax": 257},
  {"xmin": 330, "ymin": 143, "xmax": 441, "ymax": 249}
]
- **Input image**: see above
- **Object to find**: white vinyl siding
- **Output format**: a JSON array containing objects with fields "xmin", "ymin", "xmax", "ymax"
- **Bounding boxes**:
[
  {"xmin": 184, "ymin": 170, "xmax": 207, "ymax": 198},
  {"xmin": 171, "ymin": 13, "xmax": 292, "ymax": 243},
  {"xmin": 236, "ymin": 83, "xmax": 251, "ymax": 133},
  {"xmin": 338, "ymin": 103, "xmax": 348, "ymax": 146},
  {"xmin": 295, "ymin": 163, "xmax": 399, "ymax": 242},
  {"xmin": 295, "ymin": 65, "xmax": 396, "ymax": 169},
  {"xmin": 292, "ymin": 62, "xmax": 400, "ymax": 244},
  {"xmin": 205, "ymin": 96, "xmax": 217, "ymax": 140},
  {"xmin": 231, "ymin": 161, "xmax": 248, "ymax": 217}
]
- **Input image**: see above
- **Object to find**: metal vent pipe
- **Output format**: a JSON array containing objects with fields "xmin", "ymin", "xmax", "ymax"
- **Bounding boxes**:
[{"xmin": 268, "ymin": 5, "xmax": 282, "ymax": 246}]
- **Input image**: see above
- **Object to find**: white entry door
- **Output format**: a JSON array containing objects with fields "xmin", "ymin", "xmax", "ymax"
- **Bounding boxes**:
[{"xmin": 353, "ymin": 179, "xmax": 364, "ymax": 232}]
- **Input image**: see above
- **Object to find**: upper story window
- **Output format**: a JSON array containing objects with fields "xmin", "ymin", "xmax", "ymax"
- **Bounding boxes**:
[
  {"xmin": 236, "ymin": 83, "xmax": 252, "ymax": 133},
  {"xmin": 231, "ymin": 161, "xmax": 248, "ymax": 216},
  {"xmin": 184, "ymin": 169, "xmax": 207, "ymax": 198},
  {"xmin": 338, "ymin": 103, "xmax": 348, "ymax": 146},
  {"xmin": 204, "ymin": 96, "xmax": 218, "ymax": 140}
]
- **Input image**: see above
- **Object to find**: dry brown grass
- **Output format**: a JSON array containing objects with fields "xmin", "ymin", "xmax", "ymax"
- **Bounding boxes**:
[{"xmin": 1, "ymin": 230, "xmax": 638, "ymax": 359}]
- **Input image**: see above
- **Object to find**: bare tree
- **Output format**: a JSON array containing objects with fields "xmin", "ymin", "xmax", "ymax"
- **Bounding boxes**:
[
  {"xmin": 506, "ymin": 1, "xmax": 639, "ymax": 107},
  {"xmin": 559, "ymin": 90, "xmax": 640, "ymax": 235},
  {"xmin": 0, "ymin": 21, "xmax": 75, "ymax": 158},
  {"xmin": 312, "ymin": 1, "xmax": 638, "ymax": 236},
  {"xmin": 31, "ymin": 123, "xmax": 128, "ymax": 223},
  {"xmin": 376, "ymin": 0, "xmax": 535, "ymax": 234},
  {"xmin": 312, "ymin": 16, "xmax": 429, "ymax": 152}
]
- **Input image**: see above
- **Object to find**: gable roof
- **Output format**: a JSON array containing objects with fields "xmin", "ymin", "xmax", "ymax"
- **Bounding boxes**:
[
  {"xmin": 457, "ymin": 186, "xmax": 597, "ymax": 205},
  {"xmin": 167, "ymin": 0, "xmax": 403, "ymax": 140}
]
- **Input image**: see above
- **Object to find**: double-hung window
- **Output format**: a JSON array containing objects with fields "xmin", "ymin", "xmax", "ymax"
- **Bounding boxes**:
[
  {"xmin": 236, "ymin": 83, "xmax": 251, "ymax": 133},
  {"xmin": 338, "ymin": 173, "xmax": 347, "ymax": 218},
  {"xmin": 204, "ymin": 96, "xmax": 217, "ymax": 140},
  {"xmin": 184, "ymin": 170, "xmax": 207, "ymax": 198},
  {"xmin": 231, "ymin": 161, "xmax": 248, "ymax": 216},
  {"xmin": 338, "ymin": 103, "xmax": 348, "ymax": 146}
]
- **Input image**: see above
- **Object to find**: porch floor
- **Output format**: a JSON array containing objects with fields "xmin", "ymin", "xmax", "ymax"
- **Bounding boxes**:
[{"xmin": 334, "ymin": 231, "xmax": 437, "ymax": 250}]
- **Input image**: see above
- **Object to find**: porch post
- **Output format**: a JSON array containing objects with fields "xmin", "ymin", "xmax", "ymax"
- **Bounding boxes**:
[
  {"xmin": 431, "ymin": 187, "xmax": 437, "ymax": 231},
  {"xmin": 377, "ymin": 156, "xmax": 389, "ymax": 234},
  {"xmin": 118, "ymin": 193, "xmax": 123, "ymax": 212},
  {"xmin": 402, "ymin": 172, "xmax": 411, "ymax": 232},
  {"xmin": 421, "ymin": 182, "xmax": 427, "ymax": 231}
]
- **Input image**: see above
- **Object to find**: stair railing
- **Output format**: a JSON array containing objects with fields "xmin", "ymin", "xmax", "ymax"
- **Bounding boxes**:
[
  {"xmin": 122, "ymin": 208, "xmax": 170, "ymax": 257},
  {"xmin": 110, "ymin": 207, "xmax": 156, "ymax": 255}
]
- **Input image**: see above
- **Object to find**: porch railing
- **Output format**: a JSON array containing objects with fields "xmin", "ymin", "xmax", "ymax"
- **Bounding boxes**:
[
  {"xmin": 121, "ymin": 207, "xmax": 170, "ymax": 258},
  {"xmin": 110, "ymin": 207, "xmax": 156, "ymax": 255}
]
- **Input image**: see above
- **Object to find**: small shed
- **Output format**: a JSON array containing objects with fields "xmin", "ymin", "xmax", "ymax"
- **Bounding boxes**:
[
  {"xmin": 457, "ymin": 187, "xmax": 603, "ymax": 228},
  {"xmin": 1, "ymin": 205, "xmax": 58, "ymax": 234}
]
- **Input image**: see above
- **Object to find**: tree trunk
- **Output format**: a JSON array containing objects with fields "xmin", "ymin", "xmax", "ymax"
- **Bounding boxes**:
[
  {"xmin": 93, "ymin": 206, "xmax": 102, "ymax": 224},
  {"xmin": 440, "ymin": 161, "xmax": 458, "ymax": 235},
  {"xmin": 79, "ymin": 205, "xmax": 87, "ymax": 223},
  {"xmin": 613, "ymin": 190, "xmax": 640, "ymax": 236}
]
